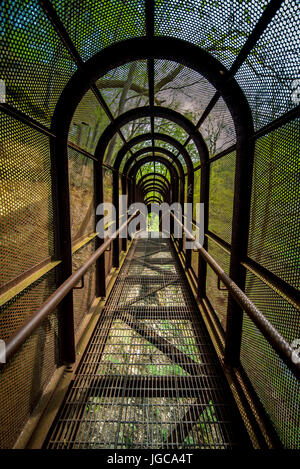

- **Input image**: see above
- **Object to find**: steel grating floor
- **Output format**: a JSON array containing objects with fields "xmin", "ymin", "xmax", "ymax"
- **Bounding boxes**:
[{"xmin": 45, "ymin": 235, "xmax": 250, "ymax": 449}]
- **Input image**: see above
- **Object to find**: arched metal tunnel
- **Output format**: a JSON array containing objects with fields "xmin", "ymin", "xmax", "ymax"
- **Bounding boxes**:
[{"xmin": 0, "ymin": 0, "xmax": 299, "ymax": 450}]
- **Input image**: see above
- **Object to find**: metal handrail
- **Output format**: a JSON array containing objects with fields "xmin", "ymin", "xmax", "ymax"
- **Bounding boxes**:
[
  {"xmin": 2, "ymin": 210, "xmax": 139, "ymax": 366},
  {"xmin": 170, "ymin": 211, "xmax": 300, "ymax": 378}
]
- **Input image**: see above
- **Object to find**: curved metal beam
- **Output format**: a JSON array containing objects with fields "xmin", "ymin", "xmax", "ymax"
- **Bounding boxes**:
[
  {"xmin": 52, "ymin": 37, "xmax": 251, "ymax": 142},
  {"xmin": 140, "ymin": 181, "xmax": 169, "ymax": 196},
  {"xmin": 124, "ymin": 147, "xmax": 185, "ymax": 179},
  {"xmin": 116, "ymin": 132, "xmax": 194, "ymax": 171},
  {"xmin": 145, "ymin": 197, "xmax": 164, "ymax": 205},
  {"xmin": 52, "ymin": 37, "xmax": 254, "ymax": 355},
  {"xmin": 95, "ymin": 106, "xmax": 205, "ymax": 164},
  {"xmin": 126, "ymin": 149, "xmax": 186, "ymax": 224},
  {"xmin": 125, "ymin": 150, "xmax": 178, "ymax": 176},
  {"xmin": 128, "ymin": 155, "xmax": 177, "ymax": 182},
  {"xmin": 141, "ymin": 178, "xmax": 169, "ymax": 191},
  {"xmin": 129, "ymin": 155, "xmax": 178, "ymax": 204},
  {"xmin": 143, "ymin": 186, "xmax": 168, "ymax": 199},
  {"xmin": 137, "ymin": 172, "xmax": 171, "ymax": 188},
  {"xmin": 141, "ymin": 178, "xmax": 170, "ymax": 192}
]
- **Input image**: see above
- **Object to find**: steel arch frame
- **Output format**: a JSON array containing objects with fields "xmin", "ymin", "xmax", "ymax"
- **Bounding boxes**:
[
  {"xmin": 145, "ymin": 197, "xmax": 164, "ymax": 205},
  {"xmin": 123, "ymin": 146, "xmax": 185, "ymax": 204},
  {"xmin": 137, "ymin": 172, "xmax": 171, "ymax": 188},
  {"xmin": 114, "ymin": 132, "xmax": 199, "ymax": 172},
  {"xmin": 124, "ymin": 146, "xmax": 184, "ymax": 174},
  {"xmin": 113, "ymin": 154, "xmax": 180, "ymax": 264},
  {"xmin": 140, "ymin": 181, "xmax": 169, "ymax": 197},
  {"xmin": 139, "ymin": 179, "xmax": 170, "ymax": 193},
  {"xmin": 123, "ymin": 143, "xmax": 192, "ymax": 264},
  {"xmin": 51, "ymin": 36, "xmax": 254, "ymax": 367},
  {"xmin": 143, "ymin": 186, "xmax": 167, "ymax": 200},
  {"xmin": 115, "ymin": 133, "xmax": 191, "ymax": 222},
  {"xmin": 128, "ymin": 156, "xmax": 179, "ymax": 209}
]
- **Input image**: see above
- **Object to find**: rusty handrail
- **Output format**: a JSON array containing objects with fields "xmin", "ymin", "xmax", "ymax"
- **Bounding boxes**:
[
  {"xmin": 170, "ymin": 211, "xmax": 300, "ymax": 378},
  {"xmin": 2, "ymin": 210, "xmax": 139, "ymax": 365}
]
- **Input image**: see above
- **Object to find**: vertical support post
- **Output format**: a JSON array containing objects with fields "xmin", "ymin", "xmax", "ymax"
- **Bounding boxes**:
[
  {"xmin": 50, "ymin": 135, "xmax": 75, "ymax": 365},
  {"xmin": 224, "ymin": 122, "xmax": 255, "ymax": 367}
]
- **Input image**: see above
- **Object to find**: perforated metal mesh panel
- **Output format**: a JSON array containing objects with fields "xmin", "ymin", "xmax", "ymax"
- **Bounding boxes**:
[
  {"xmin": 241, "ymin": 119, "xmax": 300, "ymax": 448},
  {"xmin": 0, "ymin": 0, "xmax": 76, "ymax": 125},
  {"xmin": 206, "ymin": 240, "xmax": 230, "ymax": 331},
  {"xmin": 103, "ymin": 168, "xmax": 113, "ymax": 275},
  {"xmin": 247, "ymin": 120, "xmax": 300, "ymax": 289},
  {"xmin": 69, "ymin": 90, "xmax": 110, "ymax": 153},
  {"xmin": 51, "ymin": 0, "xmax": 146, "ymax": 61},
  {"xmin": 72, "ymin": 240, "xmax": 96, "ymax": 340},
  {"xmin": 104, "ymin": 134, "xmax": 124, "ymax": 165},
  {"xmin": 199, "ymin": 98, "xmax": 235, "ymax": 157},
  {"xmin": 121, "ymin": 116, "xmax": 151, "ymax": 140},
  {"xmin": 0, "ymin": 271, "xmax": 58, "ymax": 449},
  {"xmin": 99, "ymin": 61, "xmax": 149, "ymax": 117},
  {"xmin": 155, "ymin": 0, "xmax": 270, "ymax": 69},
  {"xmin": 0, "ymin": 114, "xmax": 54, "ymax": 287},
  {"xmin": 208, "ymin": 151, "xmax": 236, "ymax": 244},
  {"xmin": 242, "ymin": 273, "xmax": 299, "ymax": 449},
  {"xmin": 68, "ymin": 148, "xmax": 94, "ymax": 240},
  {"xmin": 193, "ymin": 167, "xmax": 201, "ymax": 217},
  {"xmin": 154, "ymin": 118, "xmax": 188, "ymax": 145},
  {"xmin": 154, "ymin": 60, "xmax": 215, "ymax": 126},
  {"xmin": 235, "ymin": 0, "xmax": 300, "ymax": 129},
  {"xmin": 45, "ymin": 236, "xmax": 249, "ymax": 449}
]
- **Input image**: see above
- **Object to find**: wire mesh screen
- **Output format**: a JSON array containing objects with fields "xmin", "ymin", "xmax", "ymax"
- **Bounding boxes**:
[
  {"xmin": 72, "ymin": 240, "xmax": 96, "ymax": 341},
  {"xmin": 154, "ymin": 60, "xmax": 216, "ymax": 127},
  {"xmin": 69, "ymin": 90, "xmax": 110, "ymax": 154},
  {"xmin": 242, "ymin": 120, "xmax": 300, "ymax": 447},
  {"xmin": 193, "ymin": 167, "xmax": 201, "ymax": 218},
  {"xmin": 0, "ymin": 114, "xmax": 54, "ymax": 287},
  {"xmin": 235, "ymin": 0, "xmax": 300, "ymax": 130},
  {"xmin": 99, "ymin": 61, "xmax": 149, "ymax": 118},
  {"xmin": 102, "ymin": 168, "xmax": 113, "ymax": 276},
  {"xmin": 205, "ymin": 240, "xmax": 230, "ymax": 331},
  {"xmin": 68, "ymin": 148, "xmax": 97, "ymax": 340},
  {"xmin": 51, "ymin": 0, "xmax": 146, "ymax": 62},
  {"xmin": 0, "ymin": 93, "xmax": 59, "ymax": 448},
  {"xmin": 247, "ymin": 120, "xmax": 300, "ymax": 289},
  {"xmin": 103, "ymin": 134, "xmax": 124, "ymax": 166},
  {"xmin": 154, "ymin": 0, "xmax": 270, "ymax": 69},
  {"xmin": 0, "ymin": 0, "xmax": 76, "ymax": 126},
  {"xmin": 122, "ymin": 117, "xmax": 151, "ymax": 141},
  {"xmin": 0, "ymin": 270, "xmax": 59, "ymax": 449},
  {"xmin": 199, "ymin": 98, "xmax": 235, "ymax": 157},
  {"xmin": 154, "ymin": 118, "xmax": 188, "ymax": 145},
  {"xmin": 241, "ymin": 272, "xmax": 299, "ymax": 449},
  {"xmin": 191, "ymin": 251, "xmax": 199, "ymax": 281},
  {"xmin": 68, "ymin": 148, "xmax": 94, "ymax": 241},
  {"xmin": 208, "ymin": 151, "xmax": 236, "ymax": 244}
]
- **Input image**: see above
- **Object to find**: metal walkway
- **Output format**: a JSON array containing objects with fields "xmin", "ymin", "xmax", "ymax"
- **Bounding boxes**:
[{"xmin": 45, "ymin": 235, "xmax": 250, "ymax": 449}]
